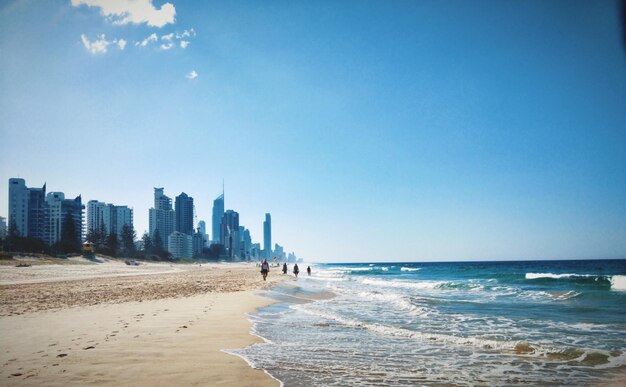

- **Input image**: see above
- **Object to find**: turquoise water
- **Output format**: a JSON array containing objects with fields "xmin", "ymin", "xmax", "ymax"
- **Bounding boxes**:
[{"xmin": 233, "ymin": 259, "xmax": 626, "ymax": 386}]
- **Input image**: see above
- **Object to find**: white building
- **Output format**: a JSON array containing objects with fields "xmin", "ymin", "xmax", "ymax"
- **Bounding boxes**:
[
  {"xmin": 46, "ymin": 192, "xmax": 64, "ymax": 245},
  {"xmin": 0, "ymin": 216, "xmax": 7, "ymax": 239},
  {"xmin": 168, "ymin": 231, "xmax": 193, "ymax": 259},
  {"xmin": 88, "ymin": 200, "xmax": 134, "ymax": 240},
  {"xmin": 8, "ymin": 178, "xmax": 29, "ymax": 236}
]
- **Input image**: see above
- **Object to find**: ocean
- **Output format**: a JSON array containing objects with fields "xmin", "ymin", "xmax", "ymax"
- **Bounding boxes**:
[{"xmin": 231, "ymin": 259, "xmax": 626, "ymax": 386}]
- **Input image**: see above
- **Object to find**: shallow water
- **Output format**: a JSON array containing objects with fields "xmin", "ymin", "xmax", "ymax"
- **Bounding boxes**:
[{"xmin": 233, "ymin": 259, "xmax": 626, "ymax": 386}]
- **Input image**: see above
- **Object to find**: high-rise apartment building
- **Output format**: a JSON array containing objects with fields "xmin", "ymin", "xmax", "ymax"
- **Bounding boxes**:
[
  {"xmin": 212, "ymin": 193, "xmax": 224, "ymax": 244},
  {"xmin": 87, "ymin": 200, "xmax": 133, "ymax": 240},
  {"xmin": 168, "ymin": 231, "xmax": 193, "ymax": 259},
  {"xmin": 46, "ymin": 192, "xmax": 65, "ymax": 245},
  {"xmin": 61, "ymin": 195, "xmax": 85, "ymax": 244},
  {"xmin": 8, "ymin": 178, "xmax": 84, "ymax": 244},
  {"xmin": 149, "ymin": 188, "xmax": 175, "ymax": 250},
  {"xmin": 175, "ymin": 192, "xmax": 194, "ymax": 236},
  {"xmin": 8, "ymin": 178, "xmax": 30, "ymax": 237},
  {"xmin": 263, "ymin": 213, "xmax": 272, "ymax": 259}
]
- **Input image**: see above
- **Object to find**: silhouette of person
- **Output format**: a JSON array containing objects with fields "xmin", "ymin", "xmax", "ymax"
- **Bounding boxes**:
[
  {"xmin": 293, "ymin": 263, "xmax": 300, "ymax": 278},
  {"xmin": 282, "ymin": 262, "xmax": 288, "ymax": 274},
  {"xmin": 307, "ymin": 266, "xmax": 311, "ymax": 276}
]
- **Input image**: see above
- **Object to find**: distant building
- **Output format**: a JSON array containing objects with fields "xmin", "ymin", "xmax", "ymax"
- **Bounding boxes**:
[
  {"xmin": 168, "ymin": 231, "xmax": 193, "ymax": 259},
  {"xmin": 0, "ymin": 216, "xmax": 7, "ymax": 239},
  {"xmin": 263, "ymin": 213, "xmax": 272, "ymax": 259},
  {"xmin": 193, "ymin": 228, "xmax": 205, "ymax": 256},
  {"xmin": 197, "ymin": 220, "xmax": 209, "ymax": 248},
  {"xmin": 149, "ymin": 188, "xmax": 175, "ymax": 250},
  {"xmin": 87, "ymin": 200, "xmax": 133, "ymax": 240},
  {"xmin": 242, "ymin": 228, "xmax": 252, "ymax": 260},
  {"xmin": 61, "ymin": 195, "xmax": 84, "ymax": 244},
  {"xmin": 175, "ymin": 192, "xmax": 194, "ymax": 236},
  {"xmin": 274, "ymin": 243, "xmax": 285, "ymax": 262},
  {"xmin": 250, "ymin": 243, "xmax": 261, "ymax": 260},
  {"xmin": 8, "ymin": 178, "xmax": 31, "ymax": 237},
  {"xmin": 27, "ymin": 183, "xmax": 47, "ymax": 242},
  {"xmin": 8, "ymin": 178, "xmax": 84, "ymax": 244},
  {"xmin": 46, "ymin": 192, "xmax": 65, "ymax": 245},
  {"xmin": 221, "ymin": 210, "xmax": 239, "ymax": 260},
  {"xmin": 211, "ymin": 192, "xmax": 224, "ymax": 244}
]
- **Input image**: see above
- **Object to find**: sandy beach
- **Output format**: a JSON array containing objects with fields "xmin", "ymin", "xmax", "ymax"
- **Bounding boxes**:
[{"xmin": 0, "ymin": 256, "xmax": 284, "ymax": 386}]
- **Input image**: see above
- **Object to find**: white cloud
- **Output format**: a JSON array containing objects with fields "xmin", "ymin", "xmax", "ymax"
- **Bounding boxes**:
[
  {"xmin": 185, "ymin": 70, "xmax": 198, "ymax": 79},
  {"xmin": 81, "ymin": 34, "xmax": 125, "ymax": 54},
  {"xmin": 180, "ymin": 40, "xmax": 189, "ymax": 48},
  {"xmin": 161, "ymin": 42, "xmax": 174, "ymax": 50},
  {"xmin": 71, "ymin": 0, "xmax": 176, "ymax": 28},
  {"xmin": 161, "ymin": 33, "xmax": 174, "ymax": 41},
  {"xmin": 177, "ymin": 28, "xmax": 196, "ymax": 39},
  {"xmin": 136, "ymin": 33, "xmax": 157, "ymax": 47}
]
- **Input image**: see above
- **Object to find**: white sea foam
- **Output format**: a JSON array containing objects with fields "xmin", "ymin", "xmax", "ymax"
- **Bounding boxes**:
[
  {"xmin": 356, "ymin": 291, "xmax": 428, "ymax": 316},
  {"xmin": 525, "ymin": 272, "xmax": 597, "ymax": 280},
  {"xmin": 610, "ymin": 275, "xmax": 626, "ymax": 291},
  {"xmin": 361, "ymin": 278, "xmax": 443, "ymax": 290},
  {"xmin": 401, "ymin": 267, "xmax": 421, "ymax": 272}
]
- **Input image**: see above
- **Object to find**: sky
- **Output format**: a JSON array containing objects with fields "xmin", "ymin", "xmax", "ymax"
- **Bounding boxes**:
[{"xmin": 1, "ymin": 0, "xmax": 625, "ymax": 262}]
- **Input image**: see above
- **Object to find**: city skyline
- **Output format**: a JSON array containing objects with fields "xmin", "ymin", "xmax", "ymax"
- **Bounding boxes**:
[{"xmin": 1, "ymin": 1, "xmax": 625, "ymax": 262}]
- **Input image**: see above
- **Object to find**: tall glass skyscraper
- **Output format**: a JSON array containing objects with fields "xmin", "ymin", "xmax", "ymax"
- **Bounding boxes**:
[
  {"xmin": 212, "ymin": 192, "xmax": 224, "ymax": 244},
  {"xmin": 263, "ymin": 213, "xmax": 272, "ymax": 259}
]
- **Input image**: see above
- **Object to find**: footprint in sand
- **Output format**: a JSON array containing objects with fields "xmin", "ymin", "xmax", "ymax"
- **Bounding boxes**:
[
  {"xmin": 83, "ymin": 346, "xmax": 96, "ymax": 350},
  {"xmin": 56, "ymin": 354, "xmax": 67, "ymax": 358},
  {"xmin": 10, "ymin": 373, "xmax": 23, "ymax": 377}
]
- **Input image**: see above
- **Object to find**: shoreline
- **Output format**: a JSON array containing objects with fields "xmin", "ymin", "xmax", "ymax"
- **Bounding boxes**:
[{"xmin": 0, "ymin": 258, "xmax": 285, "ymax": 386}]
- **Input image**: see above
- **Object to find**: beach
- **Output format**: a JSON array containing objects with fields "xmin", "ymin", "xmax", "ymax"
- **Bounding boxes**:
[{"xmin": 0, "ymin": 256, "xmax": 282, "ymax": 386}]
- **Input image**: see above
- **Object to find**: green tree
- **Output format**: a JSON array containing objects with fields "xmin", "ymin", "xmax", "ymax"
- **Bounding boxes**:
[
  {"xmin": 58, "ymin": 215, "xmax": 81, "ymax": 254},
  {"xmin": 105, "ymin": 232, "xmax": 119, "ymax": 257},
  {"xmin": 120, "ymin": 224, "xmax": 136, "ymax": 257},
  {"xmin": 141, "ymin": 232, "xmax": 153, "ymax": 257}
]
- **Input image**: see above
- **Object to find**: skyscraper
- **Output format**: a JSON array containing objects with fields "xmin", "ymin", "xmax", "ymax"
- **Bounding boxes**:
[
  {"xmin": 221, "ymin": 209, "xmax": 239, "ymax": 259},
  {"xmin": 149, "ymin": 187, "xmax": 175, "ymax": 250},
  {"xmin": 175, "ymin": 192, "xmax": 194, "ymax": 236},
  {"xmin": 263, "ymin": 213, "xmax": 272, "ymax": 259},
  {"xmin": 212, "ymin": 192, "xmax": 224, "ymax": 244},
  {"xmin": 197, "ymin": 220, "xmax": 208, "ymax": 248}
]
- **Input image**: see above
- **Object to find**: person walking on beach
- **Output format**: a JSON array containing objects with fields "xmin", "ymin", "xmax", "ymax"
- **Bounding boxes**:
[
  {"xmin": 307, "ymin": 266, "xmax": 311, "ymax": 276},
  {"xmin": 282, "ymin": 262, "xmax": 288, "ymax": 274},
  {"xmin": 260, "ymin": 259, "xmax": 270, "ymax": 281},
  {"xmin": 293, "ymin": 263, "xmax": 300, "ymax": 278}
]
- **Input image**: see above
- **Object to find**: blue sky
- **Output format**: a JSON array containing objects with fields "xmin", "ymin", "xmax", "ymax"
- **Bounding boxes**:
[{"xmin": 1, "ymin": 0, "xmax": 625, "ymax": 262}]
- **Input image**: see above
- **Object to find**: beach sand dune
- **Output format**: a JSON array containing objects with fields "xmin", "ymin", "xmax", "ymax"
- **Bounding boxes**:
[{"xmin": 0, "ymin": 258, "xmax": 282, "ymax": 386}]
